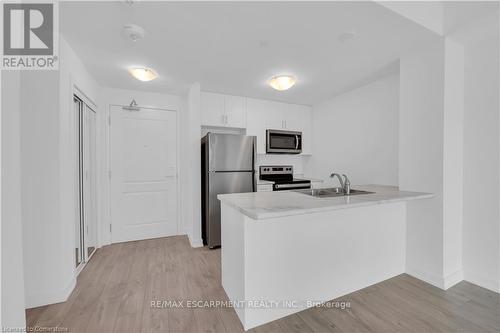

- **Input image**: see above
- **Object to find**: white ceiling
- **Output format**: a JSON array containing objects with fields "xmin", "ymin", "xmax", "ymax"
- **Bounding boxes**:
[{"xmin": 60, "ymin": 1, "xmax": 441, "ymax": 105}]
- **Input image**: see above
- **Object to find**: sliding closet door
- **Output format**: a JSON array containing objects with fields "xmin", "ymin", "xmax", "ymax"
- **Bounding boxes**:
[
  {"xmin": 83, "ymin": 105, "xmax": 97, "ymax": 259},
  {"xmin": 74, "ymin": 95, "xmax": 98, "ymax": 268},
  {"xmin": 74, "ymin": 97, "xmax": 84, "ymax": 268}
]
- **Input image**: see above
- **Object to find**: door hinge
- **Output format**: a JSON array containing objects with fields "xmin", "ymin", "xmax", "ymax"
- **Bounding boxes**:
[
  {"xmin": 109, "ymin": 224, "xmax": 112, "ymax": 233},
  {"xmin": 108, "ymin": 170, "xmax": 112, "ymax": 179}
]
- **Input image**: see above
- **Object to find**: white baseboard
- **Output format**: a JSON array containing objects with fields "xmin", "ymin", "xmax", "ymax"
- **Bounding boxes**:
[
  {"xmin": 25, "ymin": 276, "xmax": 76, "ymax": 309},
  {"xmin": 406, "ymin": 266, "xmax": 446, "ymax": 289},
  {"xmin": 443, "ymin": 269, "xmax": 464, "ymax": 289},
  {"xmin": 407, "ymin": 266, "xmax": 465, "ymax": 290},
  {"xmin": 188, "ymin": 233, "xmax": 204, "ymax": 248},
  {"xmin": 464, "ymin": 270, "xmax": 500, "ymax": 293}
]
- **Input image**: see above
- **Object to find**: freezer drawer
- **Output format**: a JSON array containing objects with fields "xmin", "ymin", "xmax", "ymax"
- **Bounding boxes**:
[{"xmin": 205, "ymin": 171, "xmax": 255, "ymax": 248}]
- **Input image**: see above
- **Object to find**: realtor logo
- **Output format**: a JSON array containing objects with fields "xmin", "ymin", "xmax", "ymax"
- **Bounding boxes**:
[{"xmin": 1, "ymin": 1, "xmax": 58, "ymax": 69}]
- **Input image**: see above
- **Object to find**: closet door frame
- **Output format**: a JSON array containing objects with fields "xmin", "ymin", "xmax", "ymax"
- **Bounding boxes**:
[
  {"xmin": 74, "ymin": 92, "xmax": 98, "ymax": 272},
  {"xmin": 74, "ymin": 95, "xmax": 85, "ymax": 271}
]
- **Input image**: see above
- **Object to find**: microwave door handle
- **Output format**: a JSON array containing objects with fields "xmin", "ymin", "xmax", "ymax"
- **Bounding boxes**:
[{"xmin": 295, "ymin": 135, "xmax": 299, "ymax": 150}]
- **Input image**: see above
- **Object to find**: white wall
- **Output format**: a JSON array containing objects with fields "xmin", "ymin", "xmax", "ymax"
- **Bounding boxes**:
[
  {"xmin": 382, "ymin": 0, "xmax": 499, "ymax": 292},
  {"xmin": 1, "ymin": 71, "xmax": 26, "ymax": 328},
  {"xmin": 99, "ymin": 86, "xmax": 185, "ymax": 245},
  {"xmin": 455, "ymin": 13, "xmax": 500, "ymax": 292},
  {"xmin": 19, "ymin": 36, "xmax": 101, "ymax": 308},
  {"xmin": 442, "ymin": 39, "xmax": 465, "ymax": 288},
  {"xmin": 399, "ymin": 39, "xmax": 446, "ymax": 288},
  {"xmin": 257, "ymin": 155, "xmax": 307, "ymax": 176},
  {"xmin": 305, "ymin": 73, "xmax": 399, "ymax": 186},
  {"xmin": 378, "ymin": 1, "xmax": 444, "ymax": 35},
  {"xmin": 19, "ymin": 69, "xmax": 64, "ymax": 308},
  {"xmin": 59, "ymin": 36, "xmax": 101, "ymax": 305},
  {"xmin": 18, "ymin": 33, "xmax": 196, "ymax": 308},
  {"xmin": 186, "ymin": 83, "xmax": 203, "ymax": 247}
]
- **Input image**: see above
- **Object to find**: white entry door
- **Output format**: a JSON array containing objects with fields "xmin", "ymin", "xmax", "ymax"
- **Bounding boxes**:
[{"xmin": 110, "ymin": 105, "xmax": 178, "ymax": 243}]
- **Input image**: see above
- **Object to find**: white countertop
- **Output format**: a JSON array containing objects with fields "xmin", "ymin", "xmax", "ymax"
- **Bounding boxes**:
[{"xmin": 218, "ymin": 185, "xmax": 434, "ymax": 220}]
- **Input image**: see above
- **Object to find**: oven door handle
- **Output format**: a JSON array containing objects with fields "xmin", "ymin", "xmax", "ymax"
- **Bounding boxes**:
[
  {"xmin": 295, "ymin": 135, "xmax": 299, "ymax": 150},
  {"xmin": 274, "ymin": 183, "xmax": 310, "ymax": 190}
]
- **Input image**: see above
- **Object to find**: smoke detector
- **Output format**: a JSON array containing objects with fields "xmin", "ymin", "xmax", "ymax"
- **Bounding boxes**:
[
  {"xmin": 123, "ymin": 0, "xmax": 141, "ymax": 6},
  {"xmin": 338, "ymin": 31, "xmax": 356, "ymax": 43},
  {"xmin": 122, "ymin": 24, "xmax": 145, "ymax": 42}
]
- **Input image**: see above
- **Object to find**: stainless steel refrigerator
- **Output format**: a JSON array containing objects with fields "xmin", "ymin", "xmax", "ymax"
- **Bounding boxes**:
[{"xmin": 201, "ymin": 133, "xmax": 256, "ymax": 248}]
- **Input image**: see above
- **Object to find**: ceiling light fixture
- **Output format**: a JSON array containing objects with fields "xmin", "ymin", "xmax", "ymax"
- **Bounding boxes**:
[
  {"xmin": 128, "ymin": 67, "xmax": 158, "ymax": 81},
  {"xmin": 268, "ymin": 75, "xmax": 297, "ymax": 91}
]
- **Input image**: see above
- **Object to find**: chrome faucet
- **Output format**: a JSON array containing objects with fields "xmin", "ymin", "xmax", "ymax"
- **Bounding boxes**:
[
  {"xmin": 342, "ymin": 174, "xmax": 351, "ymax": 195},
  {"xmin": 330, "ymin": 173, "xmax": 351, "ymax": 195},
  {"xmin": 330, "ymin": 173, "xmax": 344, "ymax": 190}
]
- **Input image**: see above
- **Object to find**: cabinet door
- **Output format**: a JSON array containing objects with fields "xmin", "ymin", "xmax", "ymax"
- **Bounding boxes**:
[
  {"xmin": 265, "ymin": 100, "xmax": 285, "ymax": 130},
  {"xmin": 225, "ymin": 95, "xmax": 246, "ymax": 128},
  {"xmin": 246, "ymin": 98, "xmax": 268, "ymax": 154},
  {"xmin": 201, "ymin": 92, "xmax": 225, "ymax": 127},
  {"xmin": 298, "ymin": 105, "xmax": 312, "ymax": 154},
  {"xmin": 282, "ymin": 103, "xmax": 301, "ymax": 131}
]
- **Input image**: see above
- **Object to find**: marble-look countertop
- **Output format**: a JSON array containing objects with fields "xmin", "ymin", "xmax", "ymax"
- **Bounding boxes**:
[{"xmin": 218, "ymin": 185, "xmax": 434, "ymax": 220}]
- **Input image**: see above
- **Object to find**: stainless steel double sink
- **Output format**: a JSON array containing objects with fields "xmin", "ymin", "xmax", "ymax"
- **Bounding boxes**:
[{"xmin": 294, "ymin": 187, "xmax": 374, "ymax": 198}]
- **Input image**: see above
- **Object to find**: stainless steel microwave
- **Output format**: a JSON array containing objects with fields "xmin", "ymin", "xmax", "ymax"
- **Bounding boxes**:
[{"xmin": 266, "ymin": 129, "xmax": 302, "ymax": 154}]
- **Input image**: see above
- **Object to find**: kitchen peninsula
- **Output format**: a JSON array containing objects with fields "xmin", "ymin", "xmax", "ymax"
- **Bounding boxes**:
[{"xmin": 218, "ymin": 185, "xmax": 434, "ymax": 330}]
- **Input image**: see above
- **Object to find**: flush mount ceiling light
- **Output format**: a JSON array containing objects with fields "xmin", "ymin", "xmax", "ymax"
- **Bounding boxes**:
[
  {"xmin": 268, "ymin": 75, "xmax": 297, "ymax": 91},
  {"xmin": 128, "ymin": 67, "xmax": 158, "ymax": 81}
]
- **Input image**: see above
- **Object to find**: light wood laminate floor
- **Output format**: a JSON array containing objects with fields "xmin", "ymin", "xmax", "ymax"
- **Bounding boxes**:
[{"xmin": 27, "ymin": 236, "xmax": 499, "ymax": 333}]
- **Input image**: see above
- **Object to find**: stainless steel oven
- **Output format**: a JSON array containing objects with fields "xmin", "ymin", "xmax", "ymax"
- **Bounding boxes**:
[
  {"xmin": 266, "ymin": 129, "xmax": 302, "ymax": 154},
  {"xmin": 259, "ymin": 165, "xmax": 311, "ymax": 191}
]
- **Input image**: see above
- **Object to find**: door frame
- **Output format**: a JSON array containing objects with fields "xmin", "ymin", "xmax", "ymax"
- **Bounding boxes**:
[
  {"xmin": 82, "ymin": 104, "xmax": 98, "ymax": 262},
  {"xmin": 106, "ymin": 104, "xmax": 181, "ymax": 244}
]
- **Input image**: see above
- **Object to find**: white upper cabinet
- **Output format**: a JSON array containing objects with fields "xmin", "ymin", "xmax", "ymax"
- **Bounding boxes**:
[
  {"xmin": 246, "ymin": 98, "xmax": 312, "ymax": 155},
  {"xmin": 201, "ymin": 92, "xmax": 225, "ymax": 127},
  {"xmin": 296, "ymin": 105, "xmax": 312, "ymax": 155},
  {"xmin": 202, "ymin": 92, "xmax": 311, "ymax": 155},
  {"xmin": 201, "ymin": 92, "xmax": 246, "ymax": 128},
  {"xmin": 246, "ymin": 98, "xmax": 268, "ymax": 154},
  {"xmin": 264, "ymin": 101, "xmax": 285, "ymax": 130},
  {"xmin": 224, "ymin": 94, "xmax": 246, "ymax": 128}
]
